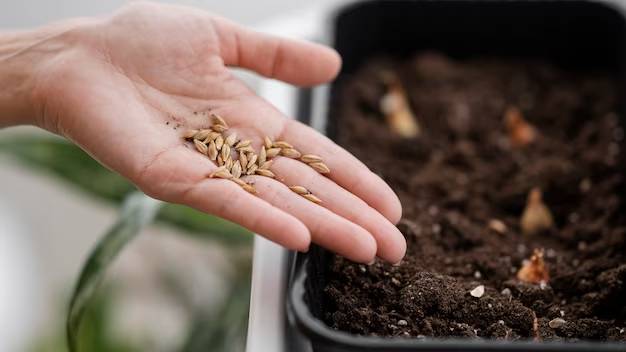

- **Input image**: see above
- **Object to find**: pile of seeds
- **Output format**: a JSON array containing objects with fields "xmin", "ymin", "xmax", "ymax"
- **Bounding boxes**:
[{"xmin": 182, "ymin": 113, "xmax": 329, "ymax": 203}]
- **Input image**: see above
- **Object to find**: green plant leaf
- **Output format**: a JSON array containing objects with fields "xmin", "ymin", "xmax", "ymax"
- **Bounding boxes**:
[
  {"xmin": 66, "ymin": 192, "xmax": 162, "ymax": 352},
  {"xmin": 0, "ymin": 135, "xmax": 252, "ymax": 243}
]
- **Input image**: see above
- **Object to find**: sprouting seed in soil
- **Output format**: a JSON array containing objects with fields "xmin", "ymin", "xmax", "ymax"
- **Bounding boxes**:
[
  {"xmin": 379, "ymin": 72, "xmax": 420, "ymax": 138},
  {"xmin": 193, "ymin": 139, "xmax": 208, "ymax": 155},
  {"xmin": 521, "ymin": 187, "xmax": 554, "ymax": 236},
  {"xmin": 488, "ymin": 219, "xmax": 507, "ymax": 235},
  {"xmin": 470, "ymin": 285, "xmax": 485, "ymax": 298},
  {"xmin": 504, "ymin": 106, "xmax": 536, "ymax": 147},
  {"xmin": 309, "ymin": 162, "xmax": 331, "ymax": 174},
  {"xmin": 517, "ymin": 248, "xmax": 550, "ymax": 284},
  {"xmin": 548, "ymin": 318, "xmax": 566, "ymax": 329}
]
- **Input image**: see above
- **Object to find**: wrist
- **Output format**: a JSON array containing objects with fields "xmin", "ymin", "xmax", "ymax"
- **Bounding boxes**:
[{"xmin": 0, "ymin": 18, "xmax": 93, "ymax": 129}]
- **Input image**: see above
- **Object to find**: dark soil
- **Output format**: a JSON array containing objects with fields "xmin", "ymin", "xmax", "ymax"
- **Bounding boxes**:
[{"xmin": 323, "ymin": 53, "xmax": 626, "ymax": 342}]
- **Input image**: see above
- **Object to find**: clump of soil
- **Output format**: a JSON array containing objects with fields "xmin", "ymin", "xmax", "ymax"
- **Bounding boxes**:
[{"xmin": 323, "ymin": 53, "xmax": 626, "ymax": 342}]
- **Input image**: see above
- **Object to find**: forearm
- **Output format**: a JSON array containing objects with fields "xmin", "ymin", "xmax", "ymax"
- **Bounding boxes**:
[{"xmin": 0, "ymin": 20, "xmax": 86, "ymax": 128}]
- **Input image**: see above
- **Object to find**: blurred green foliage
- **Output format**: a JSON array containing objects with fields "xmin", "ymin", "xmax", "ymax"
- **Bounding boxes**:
[{"xmin": 0, "ymin": 135, "xmax": 252, "ymax": 244}]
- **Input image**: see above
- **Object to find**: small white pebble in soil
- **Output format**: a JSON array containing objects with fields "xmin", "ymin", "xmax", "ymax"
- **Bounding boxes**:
[
  {"xmin": 549, "ymin": 318, "xmax": 566, "ymax": 329},
  {"xmin": 474, "ymin": 271, "xmax": 482, "ymax": 279},
  {"xmin": 498, "ymin": 320, "xmax": 505, "ymax": 325},
  {"xmin": 560, "ymin": 310, "xmax": 565, "ymax": 317},
  {"xmin": 391, "ymin": 277, "xmax": 401, "ymax": 286},
  {"xmin": 488, "ymin": 303, "xmax": 493, "ymax": 308},
  {"xmin": 620, "ymin": 328, "xmax": 624, "ymax": 334},
  {"xmin": 501, "ymin": 288, "xmax": 512, "ymax": 296},
  {"xmin": 417, "ymin": 334, "xmax": 426, "ymax": 339},
  {"xmin": 540, "ymin": 281, "xmax": 548, "ymax": 290},
  {"xmin": 359, "ymin": 265, "xmax": 367, "ymax": 273},
  {"xmin": 398, "ymin": 319, "xmax": 408, "ymax": 326},
  {"xmin": 470, "ymin": 285, "xmax": 485, "ymax": 298}
]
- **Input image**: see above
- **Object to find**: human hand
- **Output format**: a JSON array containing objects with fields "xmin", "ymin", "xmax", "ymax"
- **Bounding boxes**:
[{"xmin": 11, "ymin": 2, "xmax": 405, "ymax": 263}]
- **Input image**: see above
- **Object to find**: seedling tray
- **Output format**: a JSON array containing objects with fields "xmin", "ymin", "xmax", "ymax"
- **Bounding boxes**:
[{"xmin": 287, "ymin": 1, "xmax": 626, "ymax": 351}]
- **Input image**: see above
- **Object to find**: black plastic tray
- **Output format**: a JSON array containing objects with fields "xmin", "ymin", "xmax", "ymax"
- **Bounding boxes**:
[{"xmin": 287, "ymin": 0, "xmax": 626, "ymax": 351}]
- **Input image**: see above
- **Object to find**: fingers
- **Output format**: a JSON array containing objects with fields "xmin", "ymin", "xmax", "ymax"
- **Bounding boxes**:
[
  {"xmin": 212, "ymin": 17, "xmax": 341, "ymax": 86},
  {"xmin": 246, "ymin": 175, "xmax": 377, "ymax": 264},
  {"xmin": 279, "ymin": 119, "xmax": 403, "ymax": 224},
  {"xmin": 135, "ymin": 146, "xmax": 311, "ymax": 251},
  {"xmin": 270, "ymin": 157, "xmax": 406, "ymax": 263}
]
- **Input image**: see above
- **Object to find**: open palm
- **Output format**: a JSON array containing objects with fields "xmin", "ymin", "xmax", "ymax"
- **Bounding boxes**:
[{"xmin": 34, "ymin": 2, "xmax": 405, "ymax": 263}]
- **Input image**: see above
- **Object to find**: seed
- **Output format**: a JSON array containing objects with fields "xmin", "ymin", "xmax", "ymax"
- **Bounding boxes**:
[
  {"xmin": 301, "ymin": 154, "xmax": 323, "ymax": 163},
  {"xmin": 194, "ymin": 139, "xmax": 208, "ymax": 155},
  {"xmin": 240, "ymin": 153, "xmax": 248, "ymax": 170},
  {"xmin": 225, "ymin": 157, "xmax": 233, "ymax": 171},
  {"xmin": 211, "ymin": 124, "xmax": 228, "ymax": 133},
  {"xmin": 302, "ymin": 193, "xmax": 322, "ymax": 204},
  {"xmin": 225, "ymin": 132, "xmax": 238, "ymax": 147},
  {"xmin": 208, "ymin": 140, "xmax": 218, "ymax": 160},
  {"xmin": 221, "ymin": 144, "xmax": 231, "ymax": 160},
  {"xmin": 517, "ymin": 248, "xmax": 550, "ymax": 284},
  {"xmin": 259, "ymin": 147, "xmax": 267, "ymax": 165},
  {"xmin": 289, "ymin": 186, "xmax": 309, "ymax": 195},
  {"xmin": 266, "ymin": 148, "xmax": 281, "ymax": 158},
  {"xmin": 273, "ymin": 141, "xmax": 293, "ymax": 149},
  {"xmin": 397, "ymin": 319, "xmax": 408, "ymax": 327},
  {"xmin": 247, "ymin": 154, "xmax": 258, "ymax": 167},
  {"xmin": 521, "ymin": 188, "xmax": 554, "ymax": 236},
  {"xmin": 548, "ymin": 318, "xmax": 566, "ymax": 329},
  {"xmin": 309, "ymin": 162, "xmax": 330, "ymax": 174},
  {"xmin": 256, "ymin": 169, "xmax": 275, "ymax": 178},
  {"xmin": 209, "ymin": 166, "xmax": 232, "ymax": 179},
  {"xmin": 259, "ymin": 160, "xmax": 273, "ymax": 170},
  {"xmin": 238, "ymin": 146, "xmax": 255, "ymax": 154},
  {"xmin": 241, "ymin": 183, "xmax": 257, "ymax": 194},
  {"xmin": 210, "ymin": 113, "xmax": 228, "ymax": 128},
  {"xmin": 231, "ymin": 161, "xmax": 242, "ymax": 178},
  {"xmin": 281, "ymin": 148, "xmax": 302, "ymax": 159},
  {"xmin": 470, "ymin": 285, "xmax": 485, "ymax": 298},
  {"xmin": 247, "ymin": 164, "xmax": 258, "ymax": 175},
  {"xmin": 202, "ymin": 131, "xmax": 220, "ymax": 144},
  {"xmin": 235, "ymin": 140, "xmax": 252, "ymax": 149},
  {"xmin": 231, "ymin": 177, "xmax": 247, "ymax": 187},
  {"xmin": 194, "ymin": 129, "xmax": 212, "ymax": 140},
  {"xmin": 264, "ymin": 136, "xmax": 273, "ymax": 149},
  {"xmin": 380, "ymin": 75, "xmax": 420, "ymax": 138},
  {"xmin": 488, "ymin": 219, "xmax": 507, "ymax": 235},
  {"xmin": 215, "ymin": 135, "xmax": 224, "ymax": 150},
  {"xmin": 217, "ymin": 155, "xmax": 224, "ymax": 166},
  {"xmin": 183, "ymin": 129, "xmax": 199, "ymax": 139}
]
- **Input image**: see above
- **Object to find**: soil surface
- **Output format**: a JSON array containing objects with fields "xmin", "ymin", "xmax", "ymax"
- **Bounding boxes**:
[{"xmin": 323, "ymin": 53, "xmax": 626, "ymax": 342}]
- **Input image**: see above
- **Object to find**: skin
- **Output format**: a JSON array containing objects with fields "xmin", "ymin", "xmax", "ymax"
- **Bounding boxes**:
[{"xmin": 0, "ymin": 2, "xmax": 406, "ymax": 264}]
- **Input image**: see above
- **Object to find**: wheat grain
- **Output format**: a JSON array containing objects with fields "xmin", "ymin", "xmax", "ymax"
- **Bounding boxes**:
[
  {"xmin": 248, "ymin": 153, "xmax": 258, "ymax": 167},
  {"xmin": 231, "ymin": 177, "xmax": 247, "ymax": 187},
  {"xmin": 231, "ymin": 160, "xmax": 242, "ymax": 178},
  {"xmin": 225, "ymin": 157, "xmax": 233, "ymax": 171},
  {"xmin": 273, "ymin": 141, "xmax": 293, "ymax": 149},
  {"xmin": 302, "ymin": 193, "xmax": 322, "ymax": 204},
  {"xmin": 289, "ymin": 186, "xmax": 309, "ymax": 195},
  {"xmin": 210, "ymin": 113, "xmax": 228, "ymax": 129},
  {"xmin": 202, "ymin": 131, "xmax": 220, "ymax": 144},
  {"xmin": 241, "ymin": 182, "xmax": 257, "ymax": 194},
  {"xmin": 259, "ymin": 146, "xmax": 267, "ymax": 165},
  {"xmin": 183, "ymin": 129, "xmax": 199, "ymax": 139},
  {"xmin": 300, "ymin": 154, "xmax": 323, "ymax": 163},
  {"xmin": 225, "ymin": 132, "xmax": 238, "ymax": 147},
  {"xmin": 235, "ymin": 140, "xmax": 251, "ymax": 149},
  {"xmin": 209, "ymin": 166, "xmax": 232, "ymax": 179},
  {"xmin": 221, "ymin": 144, "xmax": 231, "ymax": 160},
  {"xmin": 280, "ymin": 148, "xmax": 301, "ymax": 159},
  {"xmin": 259, "ymin": 160, "xmax": 273, "ymax": 170},
  {"xmin": 247, "ymin": 163, "xmax": 258, "ymax": 175},
  {"xmin": 264, "ymin": 136, "xmax": 273, "ymax": 149},
  {"xmin": 266, "ymin": 148, "xmax": 281, "ymax": 158},
  {"xmin": 194, "ymin": 139, "xmax": 208, "ymax": 155},
  {"xmin": 194, "ymin": 129, "xmax": 212, "ymax": 141},
  {"xmin": 217, "ymin": 155, "xmax": 224, "ymax": 166},
  {"xmin": 208, "ymin": 140, "xmax": 218, "ymax": 160},
  {"xmin": 211, "ymin": 124, "xmax": 228, "ymax": 133},
  {"xmin": 309, "ymin": 162, "xmax": 330, "ymax": 174},
  {"xmin": 255, "ymin": 169, "xmax": 275, "ymax": 178},
  {"xmin": 215, "ymin": 135, "xmax": 224, "ymax": 150},
  {"xmin": 238, "ymin": 146, "xmax": 255, "ymax": 154},
  {"xmin": 239, "ymin": 153, "xmax": 248, "ymax": 170}
]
